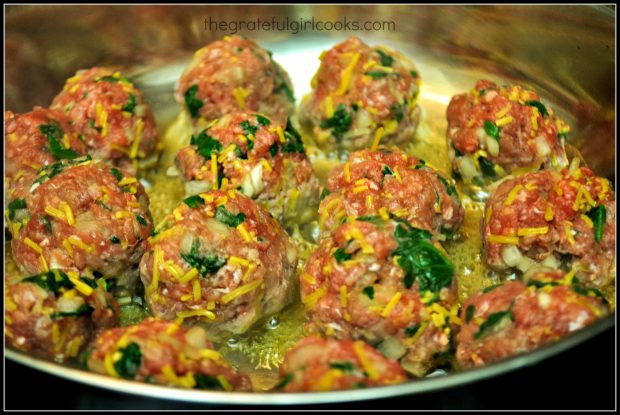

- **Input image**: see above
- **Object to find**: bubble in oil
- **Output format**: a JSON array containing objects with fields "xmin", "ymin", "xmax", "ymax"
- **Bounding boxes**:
[
  {"xmin": 227, "ymin": 337, "xmax": 239, "ymax": 348},
  {"xmin": 266, "ymin": 316, "xmax": 280, "ymax": 330}
]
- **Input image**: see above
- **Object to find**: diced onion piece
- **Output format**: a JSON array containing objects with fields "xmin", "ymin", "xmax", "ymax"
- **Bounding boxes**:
[{"xmin": 535, "ymin": 136, "xmax": 551, "ymax": 158}]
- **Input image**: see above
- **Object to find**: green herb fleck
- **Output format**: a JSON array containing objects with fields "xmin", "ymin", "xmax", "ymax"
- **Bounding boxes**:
[
  {"xmin": 362, "ymin": 286, "xmax": 375, "ymax": 300},
  {"xmin": 190, "ymin": 129, "xmax": 222, "ymax": 159},
  {"xmin": 268, "ymin": 143, "xmax": 279, "ymax": 157},
  {"xmin": 333, "ymin": 248, "xmax": 353, "ymax": 263},
  {"xmin": 40, "ymin": 216, "xmax": 52, "ymax": 233},
  {"xmin": 194, "ymin": 373, "xmax": 223, "ymax": 390},
  {"xmin": 23, "ymin": 270, "xmax": 73, "ymax": 293},
  {"xmin": 184, "ymin": 85, "xmax": 203, "ymax": 118},
  {"xmin": 478, "ymin": 156, "xmax": 496, "ymax": 178},
  {"xmin": 256, "ymin": 114, "xmax": 271, "ymax": 126},
  {"xmin": 330, "ymin": 361, "xmax": 355, "ymax": 372},
  {"xmin": 382, "ymin": 165, "xmax": 394, "ymax": 176},
  {"xmin": 525, "ymin": 100, "xmax": 548, "ymax": 117},
  {"xmin": 110, "ymin": 236, "xmax": 121, "ymax": 244},
  {"xmin": 135, "ymin": 214, "xmax": 147, "ymax": 226},
  {"xmin": 586, "ymin": 205, "xmax": 606, "ymax": 243},
  {"xmin": 274, "ymin": 373, "xmax": 293, "ymax": 389},
  {"xmin": 474, "ymin": 309, "xmax": 514, "ymax": 340},
  {"xmin": 51, "ymin": 303, "xmax": 94, "ymax": 319},
  {"xmin": 181, "ymin": 239, "xmax": 227, "ymax": 277},
  {"xmin": 320, "ymin": 103, "xmax": 354, "ymax": 139},
  {"xmin": 465, "ymin": 305, "xmax": 475, "ymax": 323},
  {"xmin": 39, "ymin": 123, "xmax": 78, "ymax": 160},
  {"xmin": 121, "ymin": 94, "xmax": 137, "ymax": 114},
  {"xmin": 405, "ymin": 324, "xmax": 420, "ymax": 337},
  {"xmin": 8, "ymin": 198, "xmax": 27, "ymax": 220},
  {"xmin": 183, "ymin": 195, "xmax": 205, "ymax": 208},
  {"xmin": 114, "ymin": 342, "xmax": 142, "ymax": 379},
  {"xmin": 364, "ymin": 71, "xmax": 388, "ymax": 79},
  {"xmin": 97, "ymin": 200, "xmax": 113, "ymax": 211},
  {"xmin": 110, "ymin": 167, "xmax": 123, "ymax": 181},
  {"xmin": 320, "ymin": 188, "xmax": 331, "ymax": 201},
  {"xmin": 483, "ymin": 120, "xmax": 500, "ymax": 142},
  {"xmin": 436, "ymin": 174, "xmax": 457, "ymax": 196},
  {"xmin": 357, "ymin": 215, "xmax": 383, "ymax": 225},
  {"xmin": 282, "ymin": 118, "xmax": 305, "ymax": 153},
  {"xmin": 240, "ymin": 120, "xmax": 259, "ymax": 136},
  {"xmin": 375, "ymin": 49, "xmax": 394, "ymax": 67},
  {"xmin": 482, "ymin": 283, "xmax": 503, "ymax": 293},
  {"xmin": 215, "ymin": 205, "xmax": 245, "ymax": 228}
]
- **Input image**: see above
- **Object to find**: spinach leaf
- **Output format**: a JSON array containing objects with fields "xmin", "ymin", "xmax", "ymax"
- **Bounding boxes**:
[{"xmin": 392, "ymin": 222, "xmax": 454, "ymax": 293}]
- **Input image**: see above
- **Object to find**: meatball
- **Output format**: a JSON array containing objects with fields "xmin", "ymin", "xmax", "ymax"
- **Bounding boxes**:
[
  {"xmin": 300, "ymin": 36, "xmax": 421, "ymax": 153},
  {"xmin": 86, "ymin": 318, "xmax": 251, "ymax": 391},
  {"xmin": 175, "ymin": 112, "xmax": 319, "ymax": 226},
  {"xmin": 446, "ymin": 79, "xmax": 569, "ymax": 186},
  {"xmin": 5, "ymin": 107, "xmax": 86, "ymax": 196},
  {"xmin": 456, "ymin": 269, "xmax": 609, "ymax": 368},
  {"xmin": 301, "ymin": 217, "xmax": 458, "ymax": 377},
  {"xmin": 318, "ymin": 147, "xmax": 464, "ymax": 237},
  {"xmin": 5, "ymin": 269, "xmax": 119, "ymax": 362},
  {"xmin": 275, "ymin": 336, "xmax": 407, "ymax": 392},
  {"xmin": 139, "ymin": 190, "xmax": 298, "ymax": 335},
  {"xmin": 9, "ymin": 157, "xmax": 153, "ymax": 289},
  {"xmin": 175, "ymin": 35, "xmax": 294, "ymax": 124},
  {"xmin": 50, "ymin": 67, "xmax": 159, "ymax": 172},
  {"xmin": 482, "ymin": 163, "xmax": 615, "ymax": 288}
]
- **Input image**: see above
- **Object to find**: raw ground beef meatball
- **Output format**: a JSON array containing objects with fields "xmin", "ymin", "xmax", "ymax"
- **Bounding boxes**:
[
  {"xmin": 86, "ymin": 318, "xmax": 252, "ymax": 391},
  {"xmin": 51, "ymin": 67, "xmax": 160, "ymax": 173},
  {"xmin": 5, "ymin": 107, "xmax": 87, "ymax": 197},
  {"xmin": 482, "ymin": 161, "xmax": 615, "ymax": 288},
  {"xmin": 174, "ymin": 112, "xmax": 319, "ymax": 227},
  {"xmin": 139, "ymin": 190, "xmax": 298, "ymax": 335},
  {"xmin": 9, "ymin": 157, "xmax": 153, "ymax": 290},
  {"xmin": 446, "ymin": 79, "xmax": 569, "ymax": 187},
  {"xmin": 275, "ymin": 336, "xmax": 407, "ymax": 392},
  {"xmin": 456, "ymin": 269, "xmax": 609, "ymax": 368},
  {"xmin": 318, "ymin": 147, "xmax": 463, "ymax": 238},
  {"xmin": 175, "ymin": 35, "xmax": 294, "ymax": 124},
  {"xmin": 300, "ymin": 36, "xmax": 421, "ymax": 153},
  {"xmin": 301, "ymin": 217, "xmax": 459, "ymax": 377},
  {"xmin": 5, "ymin": 270, "xmax": 119, "ymax": 362}
]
